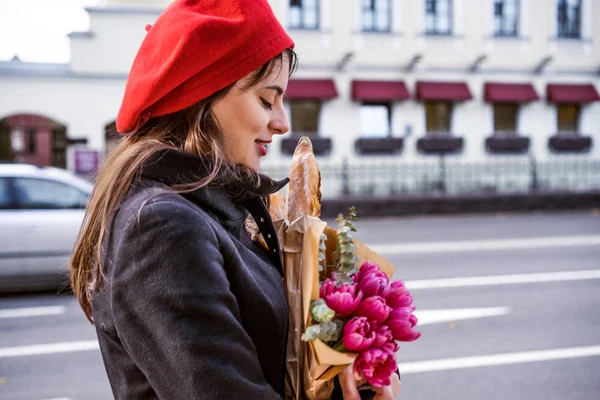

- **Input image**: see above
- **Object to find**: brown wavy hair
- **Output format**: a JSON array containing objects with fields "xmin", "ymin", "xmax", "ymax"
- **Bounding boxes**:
[{"xmin": 71, "ymin": 49, "xmax": 297, "ymax": 323}]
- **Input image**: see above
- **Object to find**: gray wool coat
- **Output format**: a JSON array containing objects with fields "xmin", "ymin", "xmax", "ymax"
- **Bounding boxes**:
[{"xmin": 91, "ymin": 149, "xmax": 290, "ymax": 399}]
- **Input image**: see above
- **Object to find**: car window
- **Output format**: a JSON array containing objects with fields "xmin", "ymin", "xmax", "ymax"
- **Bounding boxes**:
[
  {"xmin": 13, "ymin": 177, "xmax": 89, "ymax": 210},
  {"xmin": 0, "ymin": 178, "xmax": 12, "ymax": 209}
]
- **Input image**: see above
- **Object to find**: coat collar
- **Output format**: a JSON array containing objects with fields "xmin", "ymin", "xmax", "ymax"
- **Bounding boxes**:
[
  {"xmin": 140, "ymin": 148, "xmax": 287, "ymax": 276},
  {"xmin": 139, "ymin": 148, "xmax": 287, "ymax": 226}
]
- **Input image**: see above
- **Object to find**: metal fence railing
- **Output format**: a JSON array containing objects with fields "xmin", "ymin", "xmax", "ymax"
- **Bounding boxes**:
[{"xmin": 260, "ymin": 157, "xmax": 600, "ymax": 199}]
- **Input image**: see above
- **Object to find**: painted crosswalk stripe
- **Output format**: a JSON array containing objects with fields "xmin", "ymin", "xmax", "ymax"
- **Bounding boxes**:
[
  {"xmin": 37, "ymin": 398, "xmax": 71, "ymax": 400},
  {"xmin": 404, "ymin": 269, "xmax": 600, "ymax": 290},
  {"xmin": 0, "ymin": 341, "xmax": 99, "ymax": 358},
  {"xmin": 370, "ymin": 235, "xmax": 600, "ymax": 255},
  {"xmin": 398, "ymin": 345, "xmax": 600, "ymax": 374},
  {"xmin": 415, "ymin": 307, "xmax": 510, "ymax": 325},
  {"xmin": 0, "ymin": 306, "xmax": 66, "ymax": 319}
]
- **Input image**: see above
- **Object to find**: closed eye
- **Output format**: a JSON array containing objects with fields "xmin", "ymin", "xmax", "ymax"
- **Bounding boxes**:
[{"xmin": 260, "ymin": 98, "xmax": 273, "ymax": 110}]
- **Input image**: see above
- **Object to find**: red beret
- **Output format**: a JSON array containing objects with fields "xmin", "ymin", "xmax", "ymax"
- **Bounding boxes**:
[{"xmin": 116, "ymin": 0, "xmax": 294, "ymax": 134}]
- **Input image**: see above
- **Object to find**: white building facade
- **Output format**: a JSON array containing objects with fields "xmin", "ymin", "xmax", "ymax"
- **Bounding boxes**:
[{"xmin": 1, "ymin": 0, "xmax": 599, "ymax": 196}]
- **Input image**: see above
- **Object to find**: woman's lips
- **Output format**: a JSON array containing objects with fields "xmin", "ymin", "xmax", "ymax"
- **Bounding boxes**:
[{"xmin": 255, "ymin": 141, "xmax": 268, "ymax": 156}]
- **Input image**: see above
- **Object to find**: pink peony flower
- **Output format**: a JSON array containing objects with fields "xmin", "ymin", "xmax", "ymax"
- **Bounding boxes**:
[
  {"xmin": 385, "ymin": 280, "xmax": 413, "ymax": 310},
  {"xmin": 386, "ymin": 308, "xmax": 421, "ymax": 342},
  {"xmin": 373, "ymin": 324, "xmax": 394, "ymax": 348},
  {"xmin": 343, "ymin": 316, "xmax": 376, "ymax": 352},
  {"xmin": 355, "ymin": 262, "xmax": 380, "ymax": 282},
  {"xmin": 354, "ymin": 347, "xmax": 397, "ymax": 387},
  {"xmin": 373, "ymin": 325, "xmax": 399, "ymax": 354},
  {"xmin": 357, "ymin": 271, "xmax": 390, "ymax": 298},
  {"xmin": 380, "ymin": 338, "xmax": 399, "ymax": 354},
  {"xmin": 355, "ymin": 296, "xmax": 391, "ymax": 326},
  {"xmin": 320, "ymin": 279, "xmax": 363, "ymax": 317}
]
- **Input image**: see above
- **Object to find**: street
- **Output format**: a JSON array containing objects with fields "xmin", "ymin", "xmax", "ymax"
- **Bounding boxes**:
[{"xmin": 1, "ymin": 210, "xmax": 599, "ymax": 399}]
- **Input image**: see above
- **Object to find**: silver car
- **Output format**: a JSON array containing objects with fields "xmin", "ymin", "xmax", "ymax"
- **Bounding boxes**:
[{"xmin": 0, "ymin": 163, "xmax": 93, "ymax": 292}]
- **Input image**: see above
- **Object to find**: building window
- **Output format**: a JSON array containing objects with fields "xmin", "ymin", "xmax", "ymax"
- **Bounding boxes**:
[
  {"xmin": 290, "ymin": 100, "xmax": 321, "ymax": 136},
  {"xmin": 425, "ymin": 0, "xmax": 452, "ymax": 35},
  {"xmin": 52, "ymin": 126, "xmax": 67, "ymax": 168},
  {"xmin": 493, "ymin": 104, "xmax": 518, "ymax": 135},
  {"xmin": 359, "ymin": 103, "xmax": 391, "ymax": 137},
  {"xmin": 27, "ymin": 128, "xmax": 37, "ymax": 154},
  {"xmin": 425, "ymin": 101, "xmax": 452, "ymax": 135},
  {"xmin": 289, "ymin": 0, "xmax": 319, "ymax": 30},
  {"xmin": 557, "ymin": 104, "xmax": 580, "ymax": 134},
  {"xmin": 362, "ymin": 0, "xmax": 392, "ymax": 32},
  {"xmin": 494, "ymin": 0, "xmax": 519, "ymax": 37},
  {"xmin": 557, "ymin": 0, "xmax": 581, "ymax": 38}
]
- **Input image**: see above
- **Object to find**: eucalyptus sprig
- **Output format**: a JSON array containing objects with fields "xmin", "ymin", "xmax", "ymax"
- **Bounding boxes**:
[
  {"xmin": 301, "ymin": 318, "xmax": 344, "ymax": 343},
  {"xmin": 331, "ymin": 207, "xmax": 359, "ymax": 285},
  {"xmin": 318, "ymin": 232, "xmax": 327, "ymax": 273}
]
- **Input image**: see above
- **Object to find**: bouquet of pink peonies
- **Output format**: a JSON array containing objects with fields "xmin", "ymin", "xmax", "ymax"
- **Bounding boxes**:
[
  {"xmin": 252, "ymin": 137, "xmax": 419, "ymax": 399},
  {"xmin": 302, "ymin": 208, "xmax": 420, "ymax": 390}
]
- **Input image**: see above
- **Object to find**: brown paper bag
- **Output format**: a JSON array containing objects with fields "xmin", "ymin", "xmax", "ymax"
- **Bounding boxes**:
[{"xmin": 277, "ymin": 216, "xmax": 396, "ymax": 400}]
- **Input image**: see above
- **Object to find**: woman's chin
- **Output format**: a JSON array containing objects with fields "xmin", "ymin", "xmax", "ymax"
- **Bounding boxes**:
[{"xmin": 243, "ymin": 159, "xmax": 260, "ymax": 171}]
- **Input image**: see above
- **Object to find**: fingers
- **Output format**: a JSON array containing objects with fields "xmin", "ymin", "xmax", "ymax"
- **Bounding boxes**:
[
  {"xmin": 391, "ymin": 373, "xmax": 402, "ymax": 397},
  {"xmin": 373, "ymin": 374, "xmax": 401, "ymax": 400},
  {"xmin": 373, "ymin": 384, "xmax": 395, "ymax": 400},
  {"xmin": 339, "ymin": 364, "xmax": 361, "ymax": 400}
]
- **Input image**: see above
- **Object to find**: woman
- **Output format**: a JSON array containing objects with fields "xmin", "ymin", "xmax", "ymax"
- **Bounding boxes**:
[{"xmin": 71, "ymin": 1, "xmax": 398, "ymax": 399}]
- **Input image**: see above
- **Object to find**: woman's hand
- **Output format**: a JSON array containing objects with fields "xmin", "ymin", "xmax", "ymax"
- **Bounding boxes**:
[{"xmin": 338, "ymin": 363, "xmax": 401, "ymax": 400}]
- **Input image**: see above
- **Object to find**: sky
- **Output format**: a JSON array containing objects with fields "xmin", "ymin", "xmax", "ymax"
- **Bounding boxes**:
[{"xmin": 0, "ymin": 0, "xmax": 101, "ymax": 63}]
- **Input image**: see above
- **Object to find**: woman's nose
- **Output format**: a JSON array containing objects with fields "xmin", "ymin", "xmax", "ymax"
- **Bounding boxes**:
[{"xmin": 270, "ymin": 110, "xmax": 290, "ymax": 135}]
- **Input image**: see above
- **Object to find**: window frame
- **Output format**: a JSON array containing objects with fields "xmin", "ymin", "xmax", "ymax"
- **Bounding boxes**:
[
  {"xmin": 493, "ymin": 103, "xmax": 519, "ymax": 136},
  {"xmin": 493, "ymin": 0, "xmax": 520, "ymax": 37},
  {"xmin": 425, "ymin": 101, "xmax": 453, "ymax": 136},
  {"xmin": 289, "ymin": 99, "xmax": 322, "ymax": 137},
  {"xmin": 359, "ymin": 101, "xmax": 393, "ymax": 138},
  {"xmin": 425, "ymin": 0, "xmax": 453, "ymax": 36},
  {"xmin": 27, "ymin": 128, "xmax": 37, "ymax": 154},
  {"xmin": 288, "ymin": 0, "xmax": 320, "ymax": 30},
  {"xmin": 362, "ymin": 0, "xmax": 392, "ymax": 33},
  {"xmin": 556, "ymin": 103, "xmax": 581, "ymax": 135},
  {"xmin": 557, "ymin": 0, "xmax": 582, "ymax": 39}
]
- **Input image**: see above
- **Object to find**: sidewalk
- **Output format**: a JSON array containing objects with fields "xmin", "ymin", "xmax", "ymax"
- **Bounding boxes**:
[{"xmin": 321, "ymin": 190, "xmax": 600, "ymax": 218}]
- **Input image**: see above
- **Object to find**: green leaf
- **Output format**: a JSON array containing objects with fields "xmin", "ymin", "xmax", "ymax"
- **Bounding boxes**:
[
  {"xmin": 333, "ymin": 272, "xmax": 354, "ymax": 285},
  {"xmin": 302, "ymin": 320, "xmax": 342, "ymax": 342},
  {"xmin": 310, "ymin": 299, "xmax": 335, "ymax": 323}
]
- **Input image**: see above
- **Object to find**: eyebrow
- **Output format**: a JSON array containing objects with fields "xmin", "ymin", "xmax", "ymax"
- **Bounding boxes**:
[{"xmin": 265, "ymin": 85, "xmax": 285, "ymax": 96}]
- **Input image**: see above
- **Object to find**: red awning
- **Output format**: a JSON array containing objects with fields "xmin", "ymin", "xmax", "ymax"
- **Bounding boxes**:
[
  {"xmin": 285, "ymin": 79, "xmax": 338, "ymax": 100},
  {"xmin": 351, "ymin": 80, "xmax": 410, "ymax": 102},
  {"xmin": 546, "ymin": 83, "xmax": 600, "ymax": 103},
  {"xmin": 484, "ymin": 83, "xmax": 539, "ymax": 103},
  {"xmin": 416, "ymin": 81, "xmax": 473, "ymax": 101}
]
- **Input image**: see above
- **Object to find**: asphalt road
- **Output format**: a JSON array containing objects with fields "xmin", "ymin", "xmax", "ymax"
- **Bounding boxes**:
[{"xmin": 1, "ymin": 210, "xmax": 599, "ymax": 400}]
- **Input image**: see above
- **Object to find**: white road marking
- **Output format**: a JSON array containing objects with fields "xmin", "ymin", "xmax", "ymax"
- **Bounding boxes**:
[
  {"xmin": 404, "ymin": 269, "xmax": 600, "ymax": 290},
  {"xmin": 370, "ymin": 235, "xmax": 600, "ymax": 255},
  {"xmin": 37, "ymin": 398, "xmax": 72, "ymax": 400},
  {"xmin": 0, "ymin": 306, "xmax": 66, "ymax": 319},
  {"xmin": 415, "ymin": 307, "xmax": 510, "ymax": 325},
  {"xmin": 0, "ymin": 340, "xmax": 99, "ymax": 358},
  {"xmin": 398, "ymin": 345, "xmax": 600, "ymax": 374}
]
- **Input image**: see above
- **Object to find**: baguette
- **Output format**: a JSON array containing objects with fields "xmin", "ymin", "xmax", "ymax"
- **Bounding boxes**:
[
  {"xmin": 268, "ymin": 192, "xmax": 288, "ymax": 221},
  {"xmin": 286, "ymin": 136, "xmax": 322, "ymax": 222}
]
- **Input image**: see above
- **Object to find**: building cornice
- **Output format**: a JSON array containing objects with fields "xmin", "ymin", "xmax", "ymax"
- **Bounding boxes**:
[
  {"xmin": 298, "ymin": 63, "xmax": 600, "ymax": 77},
  {"xmin": 67, "ymin": 31, "xmax": 95, "ymax": 39},
  {"xmin": 0, "ymin": 61, "xmax": 127, "ymax": 80},
  {"xmin": 0, "ymin": 61, "xmax": 597, "ymax": 80},
  {"xmin": 84, "ymin": 6, "xmax": 164, "ymax": 15}
]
